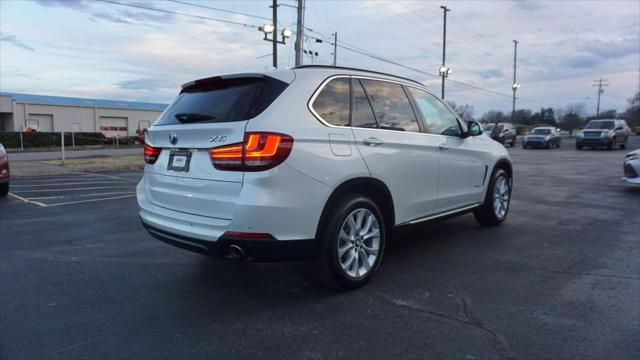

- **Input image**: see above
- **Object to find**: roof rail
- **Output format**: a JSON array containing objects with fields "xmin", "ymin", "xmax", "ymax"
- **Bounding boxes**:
[{"xmin": 293, "ymin": 65, "xmax": 424, "ymax": 86}]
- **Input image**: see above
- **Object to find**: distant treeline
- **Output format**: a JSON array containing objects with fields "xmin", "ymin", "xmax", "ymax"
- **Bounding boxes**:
[{"xmin": 448, "ymin": 91, "xmax": 640, "ymax": 130}]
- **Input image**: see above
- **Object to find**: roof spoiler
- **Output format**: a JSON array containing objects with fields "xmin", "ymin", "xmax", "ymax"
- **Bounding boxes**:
[{"xmin": 181, "ymin": 73, "xmax": 265, "ymax": 90}]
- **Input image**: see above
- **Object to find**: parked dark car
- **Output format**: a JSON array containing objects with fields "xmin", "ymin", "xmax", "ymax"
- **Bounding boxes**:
[
  {"xmin": 0, "ymin": 143, "xmax": 9, "ymax": 197},
  {"xmin": 576, "ymin": 119, "xmax": 631, "ymax": 150},
  {"xmin": 522, "ymin": 127, "xmax": 561, "ymax": 149},
  {"xmin": 483, "ymin": 122, "xmax": 517, "ymax": 147}
]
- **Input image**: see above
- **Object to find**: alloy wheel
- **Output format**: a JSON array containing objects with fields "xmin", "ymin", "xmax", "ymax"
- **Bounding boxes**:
[
  {"xmin": 493, "ymin": 176, "xmax": 510, "ymax": 220},
  {"xmin": 337, "ymin": 208, "xmax": 381, "ymax": 279}
]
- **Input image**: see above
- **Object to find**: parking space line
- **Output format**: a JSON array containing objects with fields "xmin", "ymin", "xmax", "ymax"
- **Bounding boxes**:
[
  {"xmin": 12, "ymin": 174, "xmax": 108, "ymax": 181},
  {"xmin": 28, "ymin": 191, "xmax": 136, "ymax": 200},
  {"xmin": 10, "ymin": 186, "xmax": 135, "ymax": 193},
  {"xmin": 89, "ymin": 173, "xmax": 139, "ymax": 182},
  {"xmin": 8, "ymin": 193, "xmax": 49, "ymax": 207},
  {"xmin": 12, "ymin": 181, "xmax": 131, "ymax": 187},
  {"xmin": 46, "ymin": 194, "xmax": 137, "ymax": 207}
]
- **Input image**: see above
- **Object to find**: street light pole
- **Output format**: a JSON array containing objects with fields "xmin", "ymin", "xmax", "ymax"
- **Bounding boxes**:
[
  {"xmin": 333, "ymin": 32, "xmax": 338, "ymax": 66},
  {"xmin": 440, "ymin": 5, "xmax": 450, "ymax": 99},
  {"xmin": 295, "ymin": 0, "xmax": 305, "ymax": 67},
  {"xmin": 511, "ymin": 40, "xmax": 519, "ymax": 124},
  {"xmin": 272, "ymin": 0, "xmax": 277, "ymax": 68}
]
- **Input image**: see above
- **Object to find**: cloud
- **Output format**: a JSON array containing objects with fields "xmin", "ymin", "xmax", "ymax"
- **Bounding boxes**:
[
  {"xmin": 34, "ymin": 0, "xmax": 174, "ymax": 26},
  {"xmin": 116, "ymin": 78, "xmax": 176, "ymax": 90},
  {"xmin": 564, "ymin": 53, "xmax": 601, "ymax": 68},
  {"xmin": 33, "ymin": 0, "xmax": 89, "ymax": 9},
  {"xmin": 0, "ymin": 33, "xmax": 35, "ymax": 51},
  {"xmin": 579, "ymin": 38, "xmax": 639, "ymax": 59},
  {"xmin": 512, "ymin": 0, "xmax": 543, "ymax": 12},
  {"xmin": 477, "ymin": 68, "xmax": 505, "ymax": 79}
]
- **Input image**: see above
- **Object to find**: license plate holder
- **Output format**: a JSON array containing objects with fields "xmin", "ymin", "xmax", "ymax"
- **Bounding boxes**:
[{"xmin": 167, "ymin": 150, "xmax": 191, "ymax": 172}]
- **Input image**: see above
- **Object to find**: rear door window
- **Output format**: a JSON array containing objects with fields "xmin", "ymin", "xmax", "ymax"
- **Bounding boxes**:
[
  {"xmin": 312, "ymin": 78, "xmax": 350, "ymax": 126},
  {"xmin": 155, "ymin": 76, "xmax": 288, "ymax": 126},
  {"xmin": 360, "ymin": 79, "xmax": 420, "ymax": 132}
]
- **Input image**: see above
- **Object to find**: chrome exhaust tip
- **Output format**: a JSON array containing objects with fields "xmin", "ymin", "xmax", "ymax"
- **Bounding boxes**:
[{"xmin": 228, "ymin": 244, "xmax": 247, "ymax": 259}]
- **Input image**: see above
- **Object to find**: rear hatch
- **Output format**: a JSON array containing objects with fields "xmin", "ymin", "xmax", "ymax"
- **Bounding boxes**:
[{"xmin": 143, "ymin": 73, "xmax": 291, "ymax": 219}]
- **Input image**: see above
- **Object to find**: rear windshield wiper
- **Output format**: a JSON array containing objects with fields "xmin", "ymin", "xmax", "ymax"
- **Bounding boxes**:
[{"xmin": 174, "ymin": 112, "xmax": 216, "ymax": 123}]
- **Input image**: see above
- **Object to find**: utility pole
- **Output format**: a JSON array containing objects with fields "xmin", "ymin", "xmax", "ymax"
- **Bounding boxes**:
[
  {"xmin": 440, "ymin": 5, "xmax": 451, "ymax": 99},
  {"xmin": 333, "ymin": 32, "xmax": 338, "ymax": 66},
  {"xmin": 592, "ymin": 78, "xmax": 608, "ymax": 119},
  {"xmin": 272, "ymin": 0, "xmax": 278, "ymax": 68},
  {"xmin": 295, "ymin": 0, "xmax": 305, "ymax": 67},
  {"xmin": 511, "ymin": 40, "xmax": 520, "ymax": 124}
]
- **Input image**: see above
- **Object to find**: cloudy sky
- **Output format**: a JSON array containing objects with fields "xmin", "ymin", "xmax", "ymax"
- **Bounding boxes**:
[{"xmin": 0, "ymin": 0, "xmax": 638, "ymax": 116}]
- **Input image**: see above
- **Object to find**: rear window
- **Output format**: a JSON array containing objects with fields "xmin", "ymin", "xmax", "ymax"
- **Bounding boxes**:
[{"xmin": 154, "ymin": 76, "xmax": 288, "ymax": 126}]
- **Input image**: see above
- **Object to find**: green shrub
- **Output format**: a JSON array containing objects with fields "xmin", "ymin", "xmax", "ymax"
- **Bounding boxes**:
[{"xmin": 0, "ymin": 132, "xmax": 105, "ymax": 148}]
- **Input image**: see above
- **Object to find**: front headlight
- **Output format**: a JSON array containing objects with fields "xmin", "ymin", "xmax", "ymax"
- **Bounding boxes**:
[
  {"xmin": 601, "ymin": 131, "xmax": 609, "ymax": 138},
  {"xmin": 544, "ymin": 136, "xmax": 551, "ymax": 141},
  {"xmin": 626, "ymin": 153, "xmax": 640, "ymax": 161},
  {"xmin": 577, "ymin": 131, "xmax": 584, "ymax": 138}
]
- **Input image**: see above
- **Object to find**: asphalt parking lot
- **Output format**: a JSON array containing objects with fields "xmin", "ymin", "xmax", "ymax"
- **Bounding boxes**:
[{"xmin": 1, "ymin": 137, "xmax": 639, "ymax": 359}]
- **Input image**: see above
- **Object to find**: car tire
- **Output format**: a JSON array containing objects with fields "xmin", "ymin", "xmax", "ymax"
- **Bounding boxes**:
[
  {"xmin": 607, "ymin": 138, "xmax": 614, "ymax": 150},
  {"xmin": 620, "ymin": 137, "xmax": 627, "ymax": 149},
  {"xmin": 310, "ymin": 194, "xmax": 386, "ymax": 290},
  {"xmin": 0, "ymin": 182, "xmax": 8, "ymax": 197},
  {"xmin": 474, "ymin": 168, "xmax": 511, "ymax": 227},
  {"xmin": 556, "ymin": 141, "xmax": 561, "ymax": 149},
  {"xmin": 576, "ymin": 143, "xmax": 583, "ymax": 150}
]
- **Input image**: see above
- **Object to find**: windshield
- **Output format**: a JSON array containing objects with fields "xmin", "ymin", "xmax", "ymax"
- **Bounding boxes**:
[
  {"xmin": 585, "ymin": 121, "xmax": 614, "ymax": 129},
  {"xmin": 531, "ymin": 128, "xmax": 551, "ymax": 135},
  {"xmin": 154, "ymin": 76, "xmax": 288, "ymax": 126}
]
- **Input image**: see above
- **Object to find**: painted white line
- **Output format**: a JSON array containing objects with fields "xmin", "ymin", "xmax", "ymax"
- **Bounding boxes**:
[
  {"xmin": 28, "ymin": 191, "xmax": 136, "ymax": 200},
  {"xmin": 46, "ymin": 194, "xmax": 137, "ymax": 207},
  {"xmin": 89, "ymin": 173, "xmax": 138, "ymax": 182},
  {"xmin": 12, "ymin": 181, "xmax": 131, "ymax": 187},
  {"xmin": 24, "ymin": 196, "xmax": 65, "ymax": 200},
  {"xmin": 11, "ymin": 186, "xmax": 134, "ymax": 193},
  {"xmin": 8, "ymin": 193, "xmax": 49, "ymax": 207},
  {"xmin": 14, "ymin": 175, "xmax": 106, "ymax": 182}
]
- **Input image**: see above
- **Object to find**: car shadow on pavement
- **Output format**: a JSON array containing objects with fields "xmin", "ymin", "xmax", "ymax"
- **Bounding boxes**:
[{"xmin": 183, "ymin": 214, "xmax": 487, "ymax": 299}]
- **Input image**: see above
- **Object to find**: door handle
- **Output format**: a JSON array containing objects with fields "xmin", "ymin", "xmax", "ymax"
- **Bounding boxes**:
[
  {"xmin": 363, "ymin": 137, "xmax": 384, "ymax": 146},
  {"xmin": 438, "ymin": 144, "xmax": 449, "ymax": 151}
]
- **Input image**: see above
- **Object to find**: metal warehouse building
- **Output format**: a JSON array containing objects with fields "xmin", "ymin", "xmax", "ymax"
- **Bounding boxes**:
[{"xmin": 0, "ymin": 92, "xmax": 167, "ymax": 137}]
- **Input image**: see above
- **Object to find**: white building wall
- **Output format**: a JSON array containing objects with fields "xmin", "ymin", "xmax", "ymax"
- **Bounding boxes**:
[{"xmin": 11, "ymin": 102, "xmax": 163, "ymax": 135}]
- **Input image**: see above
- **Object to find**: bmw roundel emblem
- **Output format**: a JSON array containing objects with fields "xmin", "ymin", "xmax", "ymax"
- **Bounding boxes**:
[{"xmin": 169, "ymin": 133, "xmax": 178, "ymax": 145}]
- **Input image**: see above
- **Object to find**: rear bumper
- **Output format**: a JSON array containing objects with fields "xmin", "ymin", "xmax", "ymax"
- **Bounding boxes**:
[
  {"xmin": 137, "ymin": 164, "xmax": 331, "ymax": 242},
  {"xmin": 142, "ymin": 220, "xmax": 318, "ymax": 261}
]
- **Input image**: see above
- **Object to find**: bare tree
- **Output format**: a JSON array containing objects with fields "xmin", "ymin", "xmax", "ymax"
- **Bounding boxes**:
[{"xmin": 446, "ymin": 101, "xmax": 475, "ymax": 122}]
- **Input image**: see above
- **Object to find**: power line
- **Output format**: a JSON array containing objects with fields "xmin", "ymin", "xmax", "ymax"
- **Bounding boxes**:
[
  {"xmin": 99, "ymin": 0, "xmax": 564, "ymax": 109},
  {"xmin": 165, "ymin": 0, "xmax": 272, "ymax": 21},
  {"xmin": 95, "ymin": 0, "xmax": 260, "ymax": 28}
]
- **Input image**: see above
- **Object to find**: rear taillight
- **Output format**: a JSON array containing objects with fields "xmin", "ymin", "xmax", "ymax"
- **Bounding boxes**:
[
  {"xmin": 144, "ymin": 143, "xmax": 161, "ymax": 164},
  {"xmin": 210, "ymin": 132, "xmax": 293, "ymax": 171}
]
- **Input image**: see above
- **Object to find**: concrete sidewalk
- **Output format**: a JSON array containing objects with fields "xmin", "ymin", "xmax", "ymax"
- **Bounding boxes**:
[{"xmin": 8, "ymin": 147, "xmax": 142, "ymax": 161}]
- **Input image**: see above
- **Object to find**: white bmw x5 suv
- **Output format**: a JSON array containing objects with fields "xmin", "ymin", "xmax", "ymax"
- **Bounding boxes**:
[{"xmin": 137, "ymin": 66, "xmax": 513, "ymax": 289}]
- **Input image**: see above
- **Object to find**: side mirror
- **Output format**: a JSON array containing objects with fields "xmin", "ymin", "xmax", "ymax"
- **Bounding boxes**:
[{"xmin": 467, "ymin": 121, "xmax": 483, "ymax": 136}]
